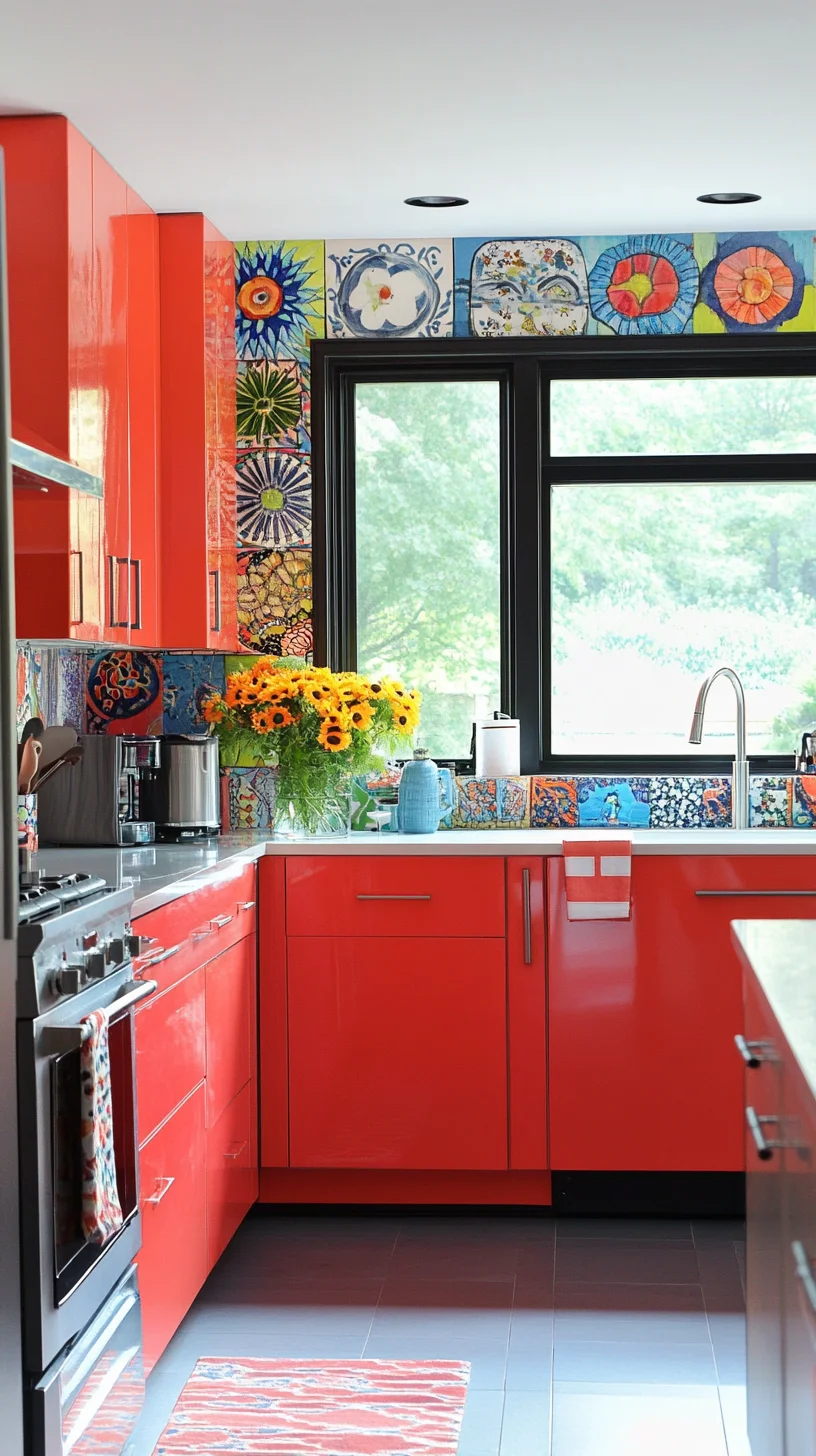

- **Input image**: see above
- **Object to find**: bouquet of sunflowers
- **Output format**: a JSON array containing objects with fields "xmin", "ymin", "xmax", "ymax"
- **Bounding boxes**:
[{"xmin": 202, "ymin": 658, "xmax": 420, "ymax": 835}]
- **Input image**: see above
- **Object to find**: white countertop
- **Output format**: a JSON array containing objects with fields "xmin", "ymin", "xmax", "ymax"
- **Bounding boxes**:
[
  {"xmin": 32, "ymin": 826, "xmax": 816, "ymax": 917},
  {"xmin": 733, "ymin": 920, "xmax": 816, "ymax": 1098}
]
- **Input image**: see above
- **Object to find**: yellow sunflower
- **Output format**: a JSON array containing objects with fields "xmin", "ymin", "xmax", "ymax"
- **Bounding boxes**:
[
  {"xmin": 202, "ymin": 696, "xmax": 225, "ymax": 724},
  {"xmin": 318, "ymin": 713, "xmax": 352, "ymax": 752},
  {"xmin": 365, "ymin": 679, "xmax": 388, "ymax": 700},
  {"xmin": 348, "ymin": 700, "xmax": 374, "ymax": 731},
  {"xmin": 391, "ymin": 703, "xmax": 418, "ymax": 734}
]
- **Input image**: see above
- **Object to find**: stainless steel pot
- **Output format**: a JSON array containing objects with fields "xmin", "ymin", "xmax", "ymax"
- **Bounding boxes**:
[{"xmin": 143, "ymin": 735, "xmax": 220, "ymax": 839}]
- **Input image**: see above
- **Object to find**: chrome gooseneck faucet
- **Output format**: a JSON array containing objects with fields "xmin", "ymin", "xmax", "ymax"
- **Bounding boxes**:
[{"xmin": 689, "ymin": 666, "xmax": 749, "ymax": 830}]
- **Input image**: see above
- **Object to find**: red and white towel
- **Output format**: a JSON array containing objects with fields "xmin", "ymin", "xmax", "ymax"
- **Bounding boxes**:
[
  {"xmin": 563, "ymin": 838, "xmax": 632, "ymax": 920},
  {"xmin": 80, "ymin": 1008, "xmax": 124, "ymax": 1245}
]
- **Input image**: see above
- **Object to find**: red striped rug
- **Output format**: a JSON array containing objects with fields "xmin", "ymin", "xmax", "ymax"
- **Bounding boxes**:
[{"xmin": 153, "ymin": 1358, "xmax": 471, "ymax": 1454}]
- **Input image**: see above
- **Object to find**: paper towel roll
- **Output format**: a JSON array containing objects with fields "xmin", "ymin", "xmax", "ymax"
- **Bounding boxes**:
[{"xmin": 474, "ymin": 718, "xmax": 520, "ymax": 777}]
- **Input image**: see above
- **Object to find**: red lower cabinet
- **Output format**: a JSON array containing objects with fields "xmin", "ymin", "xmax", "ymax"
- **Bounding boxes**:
[
  {"xmin": 137, "ymin": 1083, "xmax": 207, "ymax": 1370},
  {"xmin": 207, "ymin": 1080, "xmax": 258, "ymax": 1267},
  {"xmin": 135, "ymin": 968, "xmax": 205, "ymax": 1145},
  {"xmin": 206, "ymin": 935, "xmax": 256, "ymax": 1127},
  {"xmin": 287, "ymin": 935, "xmax": 508, "ymax": 1170}
]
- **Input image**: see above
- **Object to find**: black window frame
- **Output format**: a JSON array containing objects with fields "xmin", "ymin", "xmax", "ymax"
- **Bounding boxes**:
[{"xmin": 312, "ymin": 333, "xmax": 816, "ymax": 777}]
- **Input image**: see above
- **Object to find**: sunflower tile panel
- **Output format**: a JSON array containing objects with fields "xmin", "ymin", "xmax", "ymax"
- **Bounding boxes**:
[
  {"xmin": 325, "ymin": 240, "xmax": 454, "ymax": 339},
  {"xmin": 236, "ymin": 359, "xmax": 307, "ymax": 451},
  {"xmin": 234, "ymin": 241, "xmax": 325, "ymax": 364},
  {"xmin": 236, "ymin": 548, "xmax": 314, "ymax": 659}
]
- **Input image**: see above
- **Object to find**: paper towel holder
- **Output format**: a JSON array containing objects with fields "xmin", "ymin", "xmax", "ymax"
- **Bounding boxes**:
[{"xmin": 472, "ymin": 712, "xmax": 521, "ymax": 778}]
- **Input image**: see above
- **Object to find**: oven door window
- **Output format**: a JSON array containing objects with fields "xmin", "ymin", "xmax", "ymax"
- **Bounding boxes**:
[{"xmin": 51, "ymin": 1012, "xmax": 138, "ymax": 1303}]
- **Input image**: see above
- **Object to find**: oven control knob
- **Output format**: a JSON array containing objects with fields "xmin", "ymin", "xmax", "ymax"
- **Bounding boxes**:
[
  {"xmin": 126, "ymin": 932, "xmax": 154, "ymax": 957},
  {"xmin": 84, "ymin": 949, "xmax": 107, "ymax": 979},
  {"xmin": 56, "ymin": 964, "xmax": 85, "ymax": 995},
  {"xmin": 106, "ymin": 938, "xmax": 126, "ymax": 965}
]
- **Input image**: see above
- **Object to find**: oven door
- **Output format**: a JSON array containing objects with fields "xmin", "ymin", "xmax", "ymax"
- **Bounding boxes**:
[
  {"xmin": 18, "ymin": 970, "xmax": 157, "ymax": 1374},
  {"xmin": 31, "ymin": 1265, "xmax": 144, "ymax": 1456}
]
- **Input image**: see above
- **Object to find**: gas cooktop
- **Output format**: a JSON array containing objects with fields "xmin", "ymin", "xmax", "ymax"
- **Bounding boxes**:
[{"xmin": 18, "ymin": 870, "xmax": 110, "ymax": 925}]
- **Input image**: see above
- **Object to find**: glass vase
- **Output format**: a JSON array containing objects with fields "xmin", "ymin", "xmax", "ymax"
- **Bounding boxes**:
[{"xmin": 272, "ymin": 776, "xmax": 351, "ymax": 840}]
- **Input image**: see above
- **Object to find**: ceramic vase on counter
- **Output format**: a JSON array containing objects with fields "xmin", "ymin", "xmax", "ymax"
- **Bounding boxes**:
[{"xmin": 394, "ymin": 749, "xmax": 455, "ymax": 834}]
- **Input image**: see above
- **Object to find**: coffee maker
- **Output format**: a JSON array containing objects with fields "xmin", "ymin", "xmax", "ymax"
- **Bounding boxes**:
[{"xmin": 36, "ymin": 735, "xmax": 162, "ymax": 846}]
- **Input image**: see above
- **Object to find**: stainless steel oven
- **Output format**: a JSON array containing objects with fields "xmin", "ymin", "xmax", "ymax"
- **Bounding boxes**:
[{"xmin": 17, "ymin": 960, "xmax": 156, "ymax": 1376}]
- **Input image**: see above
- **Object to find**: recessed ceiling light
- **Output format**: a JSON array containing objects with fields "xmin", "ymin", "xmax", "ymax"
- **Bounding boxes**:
[
  {"xmin": 404, "ymin": 195, "xmax": 469, "ymax": 208},
  {"xmin": 697, "ymin": 191, "xmax": 761, "ymax": 205}
]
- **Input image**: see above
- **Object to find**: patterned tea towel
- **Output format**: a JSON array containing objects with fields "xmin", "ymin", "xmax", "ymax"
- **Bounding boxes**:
[
  {"xmin": 563, "ymin": 838, "xmax": 632, "ymax": 920},
  {"xmin": 80, "ymin": 1008, "xmax": 124, "ymax": 1244}
]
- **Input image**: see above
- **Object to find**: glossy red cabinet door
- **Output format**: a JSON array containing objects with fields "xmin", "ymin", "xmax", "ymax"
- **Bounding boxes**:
[
  {"xmin": 137, "ymin": 1082, "xmax": 207, "ymax": 1371},
  {"xmin": 287, "ymin": 935, "xmax": 508, "ymax": 1170},
  {"xmin": 135, "ymin": 967, "xmax": 205, "ymax": 1146},
  {"xmin": 286, "ymin": 856, "xmax": 506, "ymax": 938},
  {"xmin": 125, "ymin": 188, "xmax": 160, "ymax": 646},
  {"xmin": 548, "ymin": 854, "xmax": 816, "ymax": 1173},
  {"xmin": 207, "ymin": 1079, "xmax": 258, "ymax": 1267},
  {"xmin": 94, "ymin": 150, "xmax": 130, "ymax": 642},
  {"xmin": 206, "ymin": 935, "xmax": 256, "ymax": 1127},
  {"xmin": 507, "ymin": 859, "xmax": 548, "ymax": 1170}
]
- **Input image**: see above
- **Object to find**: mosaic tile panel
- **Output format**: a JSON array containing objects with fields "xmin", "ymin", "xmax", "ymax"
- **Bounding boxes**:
[
  {"xmin": 85, "ymin": 651, "xmax": 163, "ymax": 736},
  {"xmin": 162, "ymin": 654, "xmax": 226, "ymax": 735},
  {"xmin": 496, "ymin": 776, "xmax": 531, "ymax": 829},
  {"xmin": 40, "ymin": 647, "xmax": 88, "ymax": 730},
  {"xmin": 452, "ymin": 776, "xmax": 499, "ymax": 828},
  {"xmin": 750, "ymin": 775, "xmax": 793, "ymax": 828},
  {"xmin": 701, "ymin": 777, "xmax": 732, "ymax": 827},
  {"xmin": 236, "ymin": 359, "xmax": 309, "ymax": 451},
  {"xmin": 576, "ymin": 777, "xmax": 650, "ymax": 829},
  {"xmin": 326, "ymin": 240, "xmax": 454, "ymax": 339},
  {"xmin": 530, "ymin": 777, "xmax": 578, "ymax": 828},
  {"xmin": 15, "ymin": 645, "xmax": 41, "ymax": 736},
  {"xmin": 236, "ymin": 548, "xmax": 313, "ymax": 657},
  {"xmin": 222, "ymin": 766, "xmax": 276, "ymax": 831},
  {"xmin": 649, "ymin": 776, "xmax": 706, "ymax": 829},
  {"xmin": 236, "ymin": 450, "xmax": 311, "ymax": 550},
  {"xmin": 792, "ymin": 774, "xmax": 816, "ymax": 829},
  {"xmin": 234, "ymin": 241, "xmax": 324, "ymax": 364}
]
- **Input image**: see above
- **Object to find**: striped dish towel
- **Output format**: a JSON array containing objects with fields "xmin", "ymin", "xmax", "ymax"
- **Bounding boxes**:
[{"xmin": 563, "ymin": 838, "xmax": 632, "ymax": 920}]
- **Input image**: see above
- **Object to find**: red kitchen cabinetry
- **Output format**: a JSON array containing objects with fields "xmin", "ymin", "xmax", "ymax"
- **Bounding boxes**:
[
  {"xmin": 207, "ymin": 1080, "xmax": 258, "ymax": 1268},
  {"xmin": 158, "ymin": 213, "xmax": 237, "ymax": 650},
  {"xmin": 548, "ymin": 854, "xmax": 816, "ymax": 1174},
  {"xmin": 206, "ymin": 934, "xmax": 256, "ymax": 1127},
  {"xmin": 507, "ymin": 859, "xmax": 548, "ymax": 1170},
  {"xmin": 135, "ymin": 967, "xmax": 206, "ymax": 1144},
  {"xmin": 93, "ymin": 150, "xmax": 129, "ymax": 642},
  {"xmin": 124, "ymin": 186, "xmax": 160, "ymax": 646}
]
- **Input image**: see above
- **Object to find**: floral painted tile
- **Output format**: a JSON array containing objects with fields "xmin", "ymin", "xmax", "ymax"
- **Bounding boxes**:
[
  {"xmin": 530, "ymin": 777, "xmax": 578, "ymax": 829},
  {"xmin": 85, "ymin": 651, "xmax": 163, "ymax": 736},
  {"xmin": 576, "ymin": 777, "xmax": 650, "ymax": 829},
  {"xmin": 162, "ymin": 654, "xmax": 226, "ymax": 735},
  {"xmin": 236, "ymin": 360, "xmax": 310, "ymax": 451},
  {"xmin": 236, "ymin": 548, "xmax": 313, "ymax": 657},
  {"xmin": 750, "ymin": 776, "xmax": 793, "ymax": 828},
  {"xmin": 236, "ymin": 450, "xmax": 311, "ymax": 550},
  {"xmin": 222, "ymin": 766, "xmax": 276, "ymax": 831},
  {"xmin": 325, "ymin": 240, "xmax": 454, "ymax": 339},
  {"xmin": 589, "ymin": 234, "xmax": 699, "ymax": 336},
  {"xmin": 701, "ymin": 777, "xmax": 732, "ymax": 827},
  {"xmin": 453, "ymin": 776, "xmax": 499, "ymax": 828},
  {"xmin": 496, "ymin": 776, "xmax": 531, "ymax": 829},
  {"xmin": 792, "ymin": 774, "xmax": 816, "ymax": 828},
  {"xmin": 234, "ymin": 240, "xmax": 325, "ymax": 364},
  {"xmin": 469, "ymin": 237, "xmax": 590, "ymax": 338},
  {"xmin": 649, "ymin": 776, "xmax": 706, "ymax": 829}
]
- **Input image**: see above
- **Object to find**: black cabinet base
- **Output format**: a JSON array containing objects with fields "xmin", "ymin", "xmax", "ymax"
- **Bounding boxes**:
[{"xmin": 552, "ymin": 1172, "xmax": 745, "ymax": 1219}]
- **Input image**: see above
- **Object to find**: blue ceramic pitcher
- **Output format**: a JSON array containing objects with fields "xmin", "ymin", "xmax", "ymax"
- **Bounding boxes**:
[{"xmin": 394, "ymin": 749, "xmax": 455, "ymax": 834}]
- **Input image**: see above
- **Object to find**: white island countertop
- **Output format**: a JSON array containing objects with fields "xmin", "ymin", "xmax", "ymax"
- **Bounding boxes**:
[
  {"xmin": 31, "ymin": 826, "xmax": 816, "ymax": 917},
  {"xmin": 733, "ymin": 920, "xmax": 816, "ymax": 1098}
]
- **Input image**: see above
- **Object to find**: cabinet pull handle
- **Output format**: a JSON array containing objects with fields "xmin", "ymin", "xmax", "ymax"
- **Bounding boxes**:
[
  {"xmin": 144, "ymin": 1176, "xmax": 175, "ymax": 1207},
  {"xmin": 746, "ymin": 1105, "xmax": 782, "ymax": 1160},
  {"xmin": 793, "ymin": 1241, "xmax": 816, "ymax": 1319},
  {"xmin": 107, "ymin": 555, "xmax": 130, "ymax": 629},
  {"xmin": 695, "ymin": 890, "xmax": 816, "ymax": 898},
  {"xmin": 356, "ymin": 894, "xmax": 431, "ymax": 901},
  {"xmin": 70, "ymin": 550, "xmax": 84, "ymax": 626},
  {"xmin": 135, "ymin": 944, "xmax": 181, "ymax": 976},
  {"xmin": 237, "ymin": 900, "xmax": 256, "ymax": 912},
  {"xmin": 192, "ymin": 925, "xmax": 216, "ymax": 942},
  {"xmin": 209, "ymin": 568, "xmax": 221, "ymax": 634},
  {"xmin": 130, "ymin": 558, "xmax": 142, "ymax": 631},
  {"xmin": 210, "ymin": 914, "xmax": 234, "ymax": 930},
  {"xmin": 224, "ymin": 1142, "xmax": 248, "ymax": 1160},
  {"xmin": 522, "ymin": 867, "xmax": 532, "ymax": 964},
  {"xmin": 735, "ymin": 1034, "xmax": 765, "ymax": 1069}
]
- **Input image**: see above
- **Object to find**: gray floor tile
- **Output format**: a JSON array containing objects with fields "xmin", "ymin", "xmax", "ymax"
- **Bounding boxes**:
[
  {"xmin": 455, "ymin": 1390, "xmax": 505, "ymax": 1456},
  {"xmin": 551, "ymin": 1381, "xmax": 729, "ymax": 1456},
  {"xmin": 557, "ymin": 1218, "xmax": 693, "ymax": 1243},
  {"xmin": 707, "ymin": 1312, "xmax": 747, "ymax": 1385},
  {"xmin": 691, "ymin": 1220, "xmax": 746, "ymax": 1248},
  {"xmin": 555, "ymin": 1279, "xmax": 706, "ymax": 1314},
  {"xmin": 718, "ymin": 1385, "xmax": 752, "ymax": 1456},
  {"xmin": 362, "ymin": 1335, "xmax": 508, "ymax": 1391},
  {"xmin": 555, "ymin": 1239, "xmax": 701, "ymax": 1285},
  {"xmin": 554, "ymin": 1337, "xmax": 718, "ymax": 1385},
  {"xmin": 379, "ymin": 1276, "xmax": 515, "ymax": 1310},
  {"xmin": 131, "ymin": 1368, "xmax": 191, "ymax": 1456},
  {"xmin": 554, "ymin": 1280, "xmax": 709, "ymax": 1342},
  {"xmin": 500, "ymin": 1390, "xmax": 551, "ymax": 1454}
]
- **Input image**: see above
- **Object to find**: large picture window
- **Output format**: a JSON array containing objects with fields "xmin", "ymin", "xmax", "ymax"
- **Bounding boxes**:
[{"xmin": 312, "ymin": 336, "xmax": 816, "ymax": 775}]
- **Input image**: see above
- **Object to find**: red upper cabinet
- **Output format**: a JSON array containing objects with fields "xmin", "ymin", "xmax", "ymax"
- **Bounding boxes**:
[
  {"xmin": 125, "ymin": 187, "xmax": 160, "ymax": 646},
  {"xmin": 0, "ymin": 115, "xmax": 105, "ymax": 639},
  {"xmin": 93, "ymin": 152, "xmax": 130, "ymax": 642},
  {"xmin": 158, "ymin": 213, "xmax": 237, "ymax": 650}
]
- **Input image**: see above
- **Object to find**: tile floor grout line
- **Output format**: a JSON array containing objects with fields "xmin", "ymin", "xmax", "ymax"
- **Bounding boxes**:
[
  {"xmin": 547, "ymin": 1221, "xmax": 557, "ymax": 1456},
  {"xmin": 360, "ymin": 1223, "xmax": 402, "ymax": 1356}
]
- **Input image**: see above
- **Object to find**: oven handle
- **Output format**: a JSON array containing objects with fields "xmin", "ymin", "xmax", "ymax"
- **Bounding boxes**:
[{"xmin": 39, "ymin": 980, "xmax": 159, "ymax": 1055}]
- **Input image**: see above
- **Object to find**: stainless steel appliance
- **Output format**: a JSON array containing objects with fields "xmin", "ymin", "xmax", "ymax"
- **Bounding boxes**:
[
  {"xmin": 17, "ymin": 870, "xmax": 156, "ymax": 1453},
  {"xmin": 141, "ymin": 733, "xmax": 221, "ymax": 841},
  {"xmin": 36, "ymin": 735, "xmax": 161, "ymax": 846}
]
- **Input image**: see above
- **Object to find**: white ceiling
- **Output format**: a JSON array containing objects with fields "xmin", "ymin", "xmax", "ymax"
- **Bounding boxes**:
[{"xmin": 1, "ymin": 0, "xmax": 814, "ymax": 243}]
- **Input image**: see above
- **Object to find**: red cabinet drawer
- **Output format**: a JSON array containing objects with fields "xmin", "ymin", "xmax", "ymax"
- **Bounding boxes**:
[
  {"xmin": 286, "ymin": 857, "xmax": 505, "ymax": 938},
  {"xmin": 137, "ymin": 1083, "xmax": 207, "ymax": 1371},
  {"xmin": 287, "ymin": 935, "xmax": 508, "ymax": 1170},
  {"xmin": 206, "ymin": 935, "xmax": 256, "ymax": 1127},
  {"xmin": 133, "ymin": 860, "xmax": 257, "ymax": 993},
  {"xmin": 135, "ymin": 967, "xmax": 205, "ymax": 1146},
  {"xmin": 207, "ymin": 1079, "xmax": 258, "ymax": 1267}
]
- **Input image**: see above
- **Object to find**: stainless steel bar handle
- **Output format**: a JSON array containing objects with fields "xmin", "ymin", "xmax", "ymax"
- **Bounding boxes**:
[
  {"xmin": 209, "ymin": 568, "xmax": 221, "ymax": 634},
  {"xmin": 522, "ymin": 867, "xmax": 532, "ymax": 965},
  {"xmin": 224, "ymin": 1142, "xmax": 248, "ymax": 1160},
  {"xmin": 696, "ymin": 890, "xmax": 816, "ymax": 898},
  {"xmin": 192, "ymin": 925, "xmax": 216, "ymax": 942},
  {"xmin": 210, "ymin": 914, "xmax": 234, "ymax": 929},
  {"xmin": 134, "ymin": 944, "xmax": 181, "ymax": 977},
  {"xmin": 144, "ymin": 1176, "xmax": 175, "ymax": 1207},
  {"xmin": 356, "ymin": 894, "xmax": 431, "ymax": 901},
  {"xmin": 40, "ymin": 980, "xmax": 159, "ymax": 1053},
  {"xmin": 130, "ymin": 558, "xmax": 142, "ymax": 632},
  {"xmin": 792, "ymin": 1240, "xmax": 816, "ymax": 1319},
  {"xmin": 107, "ymin": 555, "xmax": 129, "ymax": 630},
  {"xmin": 735, "ymin": 1034, "xmax": 765, "ymax": 1068},
  {"xmin": 746, "ymin": 1105, "xmax": 780, "ymax": 1160},
  {"xmin": 237, "ymin": 900, "xmax": 256, "ymax": 911}
]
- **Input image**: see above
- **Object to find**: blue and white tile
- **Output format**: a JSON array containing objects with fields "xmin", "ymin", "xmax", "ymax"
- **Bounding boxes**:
[
  {"xmin": 648, "ymin": 776, "xmax": 705, "ymax": 829},
  {"xmin": 325, "ymin": 240, "xmax": 454, "ymax": 339},
  {"xmin": 749, "ymin": 775, "xmax": 792, "ymax": 828}
]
